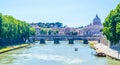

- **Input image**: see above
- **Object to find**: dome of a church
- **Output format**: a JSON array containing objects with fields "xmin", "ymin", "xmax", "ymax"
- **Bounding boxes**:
[{"xmin": 93, "ymin": 14, "xmax": 101, "ymax": 25}]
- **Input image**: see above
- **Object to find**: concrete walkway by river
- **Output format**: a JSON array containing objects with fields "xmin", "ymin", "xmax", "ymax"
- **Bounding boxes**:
[{"xmin": 94, "ymin": 43, "xmax": 120, "ymax": 60}]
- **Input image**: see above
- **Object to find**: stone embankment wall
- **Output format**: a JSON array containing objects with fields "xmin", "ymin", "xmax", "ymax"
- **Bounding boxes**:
[
  {"xmin": 100, "ymin": 36, "xmax": 110, "ymax": 47},
  {"xmin": 100, "ymin": 36, "xmax": 120, "ymax": 51}
]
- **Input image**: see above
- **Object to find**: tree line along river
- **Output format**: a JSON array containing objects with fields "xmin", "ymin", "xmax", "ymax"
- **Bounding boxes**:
[{"xmin": 0, "ymin": 41, "xmax": 120, "ymax": 65}]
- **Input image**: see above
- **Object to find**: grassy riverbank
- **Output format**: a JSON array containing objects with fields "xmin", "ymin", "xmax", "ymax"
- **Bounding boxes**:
[{"xmin": 0, "ymin": 44, "xmax": 30, "ymax": 54}]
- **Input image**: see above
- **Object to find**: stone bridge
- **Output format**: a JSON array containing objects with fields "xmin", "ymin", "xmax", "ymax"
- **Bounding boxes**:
[{"xmin": 29, "ymin": 35, "xmax": 100, "ymax": 44}]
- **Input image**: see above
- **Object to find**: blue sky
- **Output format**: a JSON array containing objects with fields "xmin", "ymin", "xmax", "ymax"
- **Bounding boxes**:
[{"xmin": 0, "ymin": 0, "xmax": 119, "ymax": 27}]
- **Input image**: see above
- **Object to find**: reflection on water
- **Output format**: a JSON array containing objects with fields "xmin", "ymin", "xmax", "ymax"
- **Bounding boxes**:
[
  {"xmin": 15, "ymin": 53, "xmax": 83, "ymax": 64},
  {"xmin": 0, "ymin": 41, "xmax": 120, "ymax": 65}
]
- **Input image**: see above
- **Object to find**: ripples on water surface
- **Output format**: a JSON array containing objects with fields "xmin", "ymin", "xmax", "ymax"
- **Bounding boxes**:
[{"xmin": 0, "ymin": 41, "xmax": 120, "ymax": 65}]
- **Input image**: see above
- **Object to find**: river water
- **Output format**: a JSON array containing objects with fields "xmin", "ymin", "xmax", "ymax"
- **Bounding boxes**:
[{"xmin": 0, "ymin": 41, "xmax": 120, "ymax": 65}]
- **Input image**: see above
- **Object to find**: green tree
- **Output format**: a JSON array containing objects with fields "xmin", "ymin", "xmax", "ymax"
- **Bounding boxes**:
[
  {"xmin": 40, "ymin": 29, "xmax": 47, "ymax": 35},
  {"xmin": 48, "ymin": 30, "xmax": 52, "ymax": 35},
  {"xmin": 116, "ymin": 23, "xmax": 120, "ymax": 40},
  {"xmin": 0, "ymin": 13, "xmax": 2, "ymax": 38},
  {"xmin": 53, "ymin": 29, "xmax": 59, "ymax": 35},
  {"xmin": 30, "ymin": 28, "xmax": 36, "ymax": 36},
  {"xmin": 103, "ymin": 3, "xmax": 120, "ymax": 45},
  {"xmin": 72, "ymin": 32, "xmax": 78, "ymax": 36},
  {"xmin": 0, "ymin": 13, "xmax": 34, "ymax": 46},
  {"xmin": 0, "ymin": 13, "xmax": 2, "ymax": 45},
  {"xmin": 55, "ymin": 22, "xmax": 63, "ymax": 28}
]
